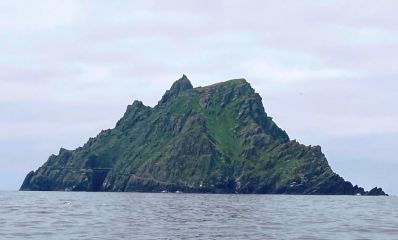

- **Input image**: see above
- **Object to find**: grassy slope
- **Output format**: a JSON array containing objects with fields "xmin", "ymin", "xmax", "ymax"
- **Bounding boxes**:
[{"xmin": 21, "ymin": 78, "xmax": 352, "ymax": 194}]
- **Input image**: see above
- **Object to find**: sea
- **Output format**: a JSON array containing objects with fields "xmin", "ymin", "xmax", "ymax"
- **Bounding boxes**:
[{"xmin": 0, "ymin": 191, "xmax": 397, "ymax": 240}]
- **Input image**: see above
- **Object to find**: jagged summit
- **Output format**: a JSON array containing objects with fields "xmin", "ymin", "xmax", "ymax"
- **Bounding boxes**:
[
  {"xmin": 20, "ymin": 76, "xmax": 387, "ymax": 195},
  {"xmin": 159, "ymin": 74, "xmax": 193, "ymax": 104},
  {"xmin": 171, "ymin": 74, "xmax": 193, "ymax": 91}
]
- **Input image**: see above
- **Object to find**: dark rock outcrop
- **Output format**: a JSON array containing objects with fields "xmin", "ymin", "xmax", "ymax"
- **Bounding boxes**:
[{"xmin": 20, "ymin": 75, "xmax": 387, "ymax": 195}]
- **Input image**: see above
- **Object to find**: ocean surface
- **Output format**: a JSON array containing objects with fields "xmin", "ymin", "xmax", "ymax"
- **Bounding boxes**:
[{"xmin": 0, "ymin": 192, "xmax": 397, "ymax": 240}]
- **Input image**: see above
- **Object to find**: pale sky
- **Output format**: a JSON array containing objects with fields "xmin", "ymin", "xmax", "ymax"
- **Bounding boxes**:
[{"xmin": 0, "ymin": 0, "xmax": 397, "ymax": 194}]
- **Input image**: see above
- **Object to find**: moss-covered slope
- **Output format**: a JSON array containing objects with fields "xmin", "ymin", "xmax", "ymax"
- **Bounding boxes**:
[{"xmin": 20, "ymin": 75, "xmax": 386, "ymax": 195}]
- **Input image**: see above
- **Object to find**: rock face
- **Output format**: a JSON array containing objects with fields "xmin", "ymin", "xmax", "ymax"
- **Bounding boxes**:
[{"xmin": 20, "ymin": 76, "xmax": 387, "ymax": 195}]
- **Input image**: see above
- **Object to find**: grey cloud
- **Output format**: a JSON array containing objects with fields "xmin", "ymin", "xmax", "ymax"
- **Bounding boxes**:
[{"xmin": 0, "ymin": 0, "xmax": 397, "ymax": 193}]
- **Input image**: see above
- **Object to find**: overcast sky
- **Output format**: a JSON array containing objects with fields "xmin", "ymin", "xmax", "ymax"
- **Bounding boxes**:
[{"xmin": 0, "ymin": 0, "xmax": 397, "ymax": 194}]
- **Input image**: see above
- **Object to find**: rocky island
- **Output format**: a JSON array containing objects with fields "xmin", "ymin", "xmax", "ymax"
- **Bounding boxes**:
[{"xmin": 20, "ymin": 75, "xmax": 386, "ymax": 195}]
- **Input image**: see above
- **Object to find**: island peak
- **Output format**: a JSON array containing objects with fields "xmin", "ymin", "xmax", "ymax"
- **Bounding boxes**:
[{"xmin": 20, "ymin": 76, "xmax": 387, "ymax": 195}]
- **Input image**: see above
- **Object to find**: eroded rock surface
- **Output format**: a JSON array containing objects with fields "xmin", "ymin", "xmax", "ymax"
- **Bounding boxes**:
[{"xmin": 20, "ymin": 76, "xmax": 387, "ymax": 195}]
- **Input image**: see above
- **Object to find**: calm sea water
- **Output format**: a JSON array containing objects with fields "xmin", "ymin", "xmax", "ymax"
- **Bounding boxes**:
[{"xmin": 0, "ymin": 192, "xmax": 397, "ymax": 240}]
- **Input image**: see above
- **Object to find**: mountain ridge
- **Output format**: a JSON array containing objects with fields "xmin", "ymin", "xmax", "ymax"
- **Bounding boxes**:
[{"xmin": 20, "ymin": 75, "xmax": 387, "ymax": 195}]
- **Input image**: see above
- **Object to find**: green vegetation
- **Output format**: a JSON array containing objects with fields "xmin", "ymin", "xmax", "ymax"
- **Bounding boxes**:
[{"xmin": 20, "ymin": 76, "xmax": 386, "ymax": 195}]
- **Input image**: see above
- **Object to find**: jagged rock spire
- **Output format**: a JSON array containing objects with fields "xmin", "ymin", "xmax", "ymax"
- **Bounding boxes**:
[{"xmin": 159, "ymin": 74, "xmax": 193, "ymax": 104}]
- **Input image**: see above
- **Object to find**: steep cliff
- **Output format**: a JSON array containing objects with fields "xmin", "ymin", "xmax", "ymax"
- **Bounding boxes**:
[{"xmin": 20, "ymin": 75, "xmax": 386, "ymax": 195}]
